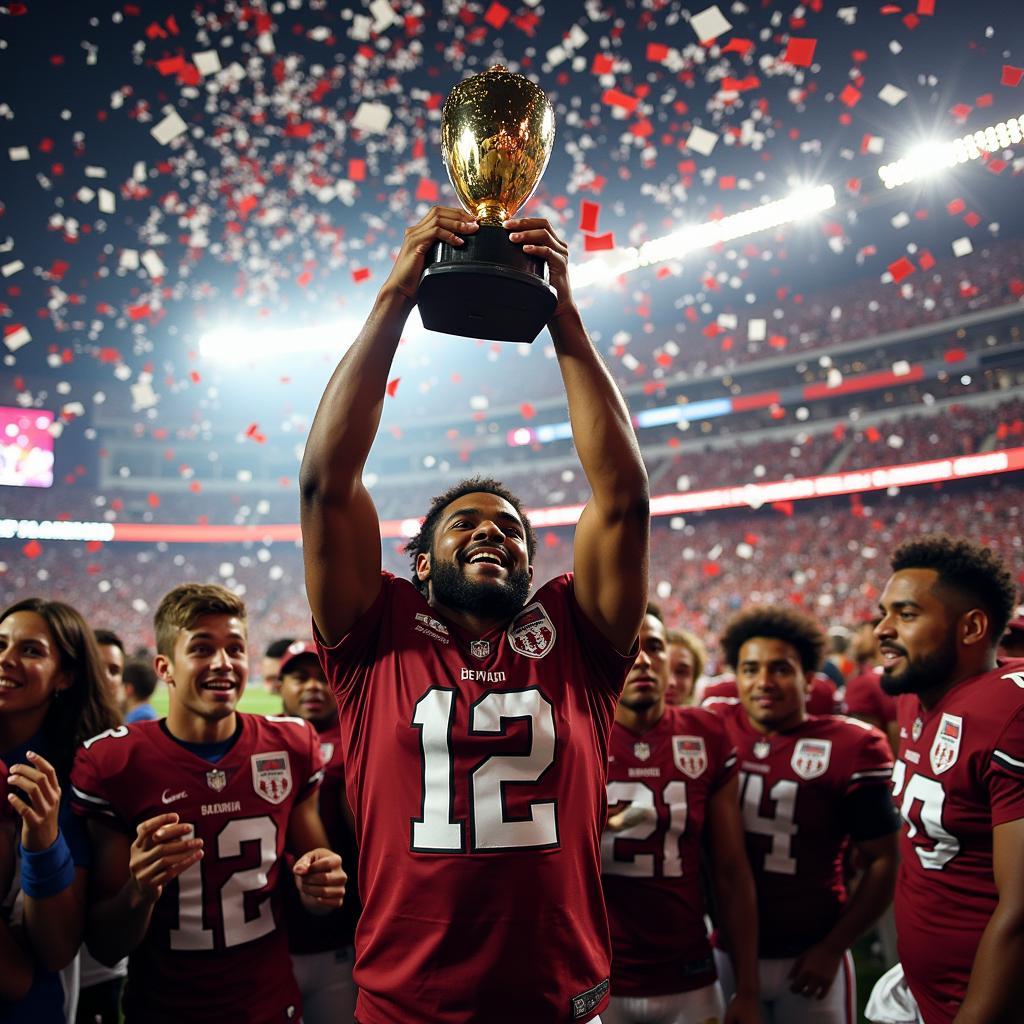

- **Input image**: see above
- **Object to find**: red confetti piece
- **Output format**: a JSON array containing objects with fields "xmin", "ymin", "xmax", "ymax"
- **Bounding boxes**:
[
  {"xmin": 1002, "ymin": 65, "xmax": 1024, "ymax": 87},
  {"xmin": 483, "ymin": 2, "xmax": 509, "ymax": 29},
  {"xmin": 579, "ymin": 200, "xmax": 600, "ymax": 234},
  {"xmin": 349, "ymin": 158, "xmax": 366, "ymax": 181},
  {"xmin": 352, "ymin": 267, "xmax": 371, "ymax": 283},
  {"xmin": 918, "ymin": 250, "xmax": 936, "ymax": 270},
  {"xmin": 963, "ymin": 211, "xmax": 981, "ymax": 227},
  {"xmin": 888, "ymin": 257, "xmax": 915, "ymax": 282},
  {"xmin": 127, "ymin": 303, "xmax": 151, "ymax": 320},
  {"xmin": 601, "ymin": 89, "xmax": 639, "ymax": 114},
  {"xmin": 784, "ymin": 37, "xmax": 817, "ymax": 67},
  {"xmin": 147, "ymin": 493, "xmax": 161, "ymax": 508},
  {"xmin": 721, "ymin": 38, "xmax": 755, "ymax": 56},
  {"xmin": 839, "ymin": 84, "xmax": 862, "ymax": 108},
  {"xmin": 416, "ymin": 178, "xmax": 440, "ymax": 202},
  {"xmin": 917, "ymin": 0, "xmax": 935, "ymax": 12},
  {"xmin": 946, "ymin": 198, "xmax": 965, "ymax": 215},
  {"xmin": 245, "ymin": 424, "xmax": 267, "ymax": 443},
  {"xmin": 519, "ymin": 402, "xmax": 535, "ymax": 419},
  {"xmin": 949, "ymin": 103, "xmax": 972, "ymax": 121},
  {"xmin": 296, "ymin": 270, "xmax": 313, "ymax": 288},
  {"xmin": 583, "ymin": 232, "xmax": 614, "ymax": 252},
  {"xmin": 386, "ymin": 377, "xmax": 401, "ymax": 397},
  {"xmin": 646, "ymin": 43, "xmax": 670, "ymax": 62},
  {"xmin": 22, "ymin": 540, "xmax": 41, "ymax": 560}
]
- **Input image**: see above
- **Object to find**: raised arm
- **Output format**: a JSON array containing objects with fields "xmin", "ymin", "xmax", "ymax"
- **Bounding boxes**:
[
  {"xmin": 504, "ymin": 217, "xmax": 649, "ymax": 654},
  {"xmin": 299, "ymin": 208, "xmax": 479, "ymax": 645}
]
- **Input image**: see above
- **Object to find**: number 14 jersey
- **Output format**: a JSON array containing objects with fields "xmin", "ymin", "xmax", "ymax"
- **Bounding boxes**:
[
  {"xmin": 71, "ymin": 715, "xmax": 323, "ymax": 1023},
  {"xmin": 315, "ymin": 572, "xmax": 636, "ymax": 1024}
]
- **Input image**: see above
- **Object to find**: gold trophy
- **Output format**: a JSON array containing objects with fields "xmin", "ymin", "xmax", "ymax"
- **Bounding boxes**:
[{"xmin": 417, "ymin": 65, "xmax": 557, "ymax": 344}]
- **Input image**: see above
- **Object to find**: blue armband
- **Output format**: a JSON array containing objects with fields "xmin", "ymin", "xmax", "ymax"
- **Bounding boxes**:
[{"xmin": 20, "ymin": 830, "xmax": 76, "ymax": 899}]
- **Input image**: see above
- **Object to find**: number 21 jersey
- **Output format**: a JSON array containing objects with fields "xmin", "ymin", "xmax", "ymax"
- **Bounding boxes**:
[
  {"xmin": 315, "ymin": 572, "xmax": 635, "ymax": 1024},
  {"xmin": 892, "ymin": 662, "xmax": 1024, "ymax": 1024},
  {"xmin": 71, "ymin": 715, "xmax": 323, "ymax": 1023}
]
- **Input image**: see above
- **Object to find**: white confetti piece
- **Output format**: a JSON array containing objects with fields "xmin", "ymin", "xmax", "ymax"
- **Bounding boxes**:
[
  {"xmin": 4, "ymin": 325, "xmax": 31, "ymax": 351},
  {"xmin": 120, "ymin": 249, "xmax": 139, "ymax": 271},
  {"xmin": 748, "ymin": 319, "xmax": 766, "ymax": 341},
  {"xmin": 686, "ymin": 125, "xmax": 718, "ymax": 156},
  {"xmin": 141, "ymin": 249, "xmax": 167, "ymax": 279},
  {"xmin": 878, "ymin": 84, "xmax": 907, "ymax": 106},
  {"xmin": 370, "ymin": 0, "xmax": 402, "ymax": 31},
  {"xmin": 952, "ymin": 237, "xmax": 973, "ymax": 257},
  {"xmin": 8, "ymin": 146, "xmax": 29, "ymax": 161},
  {"xmin": 84, "ymin": 166, "xmax": 107, "ymax": 178},
  {"xmin": 98, "ymin": 188, "xmax": 116, "ymax": 214},
  {"xmin": 690, "ymin": 5, "xmax": 732, "ymax": 43},
  {"xmin": 193, "ymin": 50, "xmax": 221, "ymax": 76},
  {"xmin": 1, "ymin": 260, "xmax": 24, "ymax": 277},
  {"xmin": 151, "ymin": 110, "xmax": 188, "ymax": 145},
  {"xmin": 352, "ymin": 101, "xmax": 392, "ymax": 134}
]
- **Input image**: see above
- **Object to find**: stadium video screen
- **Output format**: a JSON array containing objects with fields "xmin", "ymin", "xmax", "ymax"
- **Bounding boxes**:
[{"xmin": 0, "ymin": 407, "xmax": 55, "ymax": 489}]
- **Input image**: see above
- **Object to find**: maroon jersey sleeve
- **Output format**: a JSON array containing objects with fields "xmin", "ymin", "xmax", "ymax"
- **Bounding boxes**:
[
  {"xmin": 845, "ymin": 719, "xmax": 895, "ymax": 793},
  {"xmin": 0, "ymin": 758, "xmax": 14, "ymax": 827},
  {"xmin": 71, "ymin": 724, "xmax": 135, "ymax": 831},
  {"xmin": 844, "ymin": 668, "xmax": 898, "ymax": 724},
  {"xmin": 988, "ymin": 703, "xmax": 1024, "ymax": 827}
]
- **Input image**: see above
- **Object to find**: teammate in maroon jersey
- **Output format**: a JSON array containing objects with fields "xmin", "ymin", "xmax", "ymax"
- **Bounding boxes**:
[
  {"xmin": 278, "ymin": 639, "xmax": 360, "ymax": 1024},
  {"xmin": 602, "ymin": 606, "xmax": 759, "ymax": 1024},
  {"xmin": 300, "ymin": 209, "xmax": 649, "ymax": 1023},
  {"xmin": 710, "ymin": 606, "xmax": 899, "ymax": 1024},
  {"xmin": 869, "ymin": 535, "xmax": 1024, "ymax": 1024},
  {"xmin": 71, "ymin": 584, "xmax": 347, "ymax": 1024},
  {"xmin": 701, "ymin": 669, "xmax": 842, "ymax": 716}
]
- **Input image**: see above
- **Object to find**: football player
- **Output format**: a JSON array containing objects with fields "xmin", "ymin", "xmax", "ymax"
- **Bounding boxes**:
[
  {"xmin": 664, "ymin": 628, "xmax": 705, "ymax": 707},
  {"xmin": 871, "ymin": 535, "xmax": 1024, "ymax": 1023},
  {"xmin": 300, "ymin": 209, "xmax": 649, "ymax": 1023},
  {"xmin": 278, "ymin": 640, "xmax": 361, "ymax": 1024},
  {"xmin": 71, "ymin": 584, "xmax": 346, "ymax": 1023},
  {"xmin": 602, "ymin": 606, "xmax": 759, "ymax": 1024},
  {"xmin": 711, "ymin": 605, "xmax": 899, "ymax": 1024}
]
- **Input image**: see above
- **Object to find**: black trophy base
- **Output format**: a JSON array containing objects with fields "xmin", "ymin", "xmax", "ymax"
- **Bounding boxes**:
[{"xmin": 417, "ymin": 225, "xmax": 558, "ymax": 344}]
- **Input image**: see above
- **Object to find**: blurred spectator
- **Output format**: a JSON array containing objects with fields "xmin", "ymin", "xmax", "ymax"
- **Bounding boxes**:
[{"xmin": 122, "ymin": 660, "xmax": 159, "ymax": 724}]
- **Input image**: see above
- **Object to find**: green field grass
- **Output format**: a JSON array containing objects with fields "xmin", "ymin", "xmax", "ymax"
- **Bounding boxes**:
[{"xmin": 148, "ymin": 683, "xmax": 284, "ymax": 718}]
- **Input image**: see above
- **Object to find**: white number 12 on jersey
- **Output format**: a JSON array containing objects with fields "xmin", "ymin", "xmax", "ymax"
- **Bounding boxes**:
[{"xmin": 411, "ymin": 687, "xmax": 559, "ymax": 853}]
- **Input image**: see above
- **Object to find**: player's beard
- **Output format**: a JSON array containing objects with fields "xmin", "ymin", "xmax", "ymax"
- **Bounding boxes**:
[
  {"xmin": 429, "ymin": 557, "xmax": 532, "ymax": 622},
  {"xmin": 880, "ymin": 633, "xmax": 958, "ymax": 696}
]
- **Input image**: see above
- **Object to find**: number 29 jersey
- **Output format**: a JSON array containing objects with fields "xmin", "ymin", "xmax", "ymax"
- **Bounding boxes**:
[
  {"xmin": 315, "ymin": 572, "xmax": 636, "ymax": 1024},
  {"xmin": 70, "ymin": 715, "xmax": 323, "ymax": 1023},
  {"xmin": 892, "ymin": 662, "xmax": 1024, "ymax": 1024},
  {"xmin": 601, "ymin": 706, "xmax": 737, "ymax": 996}
]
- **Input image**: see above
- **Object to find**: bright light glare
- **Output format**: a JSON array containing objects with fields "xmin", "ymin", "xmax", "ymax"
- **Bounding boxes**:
[
  {"xmin": 199, "ymin": 308, "xmax": 429, "ymax": 362},
  {"xmin": 878, "ymin": 116, "xmax": 1024, "ymax": 189},
  {"xmin": 572, "ymin": 184, "xmax": 836, "ymax": 289}
]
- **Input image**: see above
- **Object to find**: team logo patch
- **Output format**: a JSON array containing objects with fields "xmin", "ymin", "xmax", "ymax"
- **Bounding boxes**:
[
  {"xmin": 753, "ymin": 740, "xmax": 771, "ymax": 760},
  {"xmin": 930, "ymin": 713, "xmax": 962, "ymax": 775},
  {"xmin": 206, "ymin": 769, "xmax": 227, "ymax": 792},
  {"xmin": 470, "ymin": 639, "xmax": 490, "ymax": 659},
  {"xmin": 251, "ymin": 751, "xmax": 293, "ymax": 805},
  {"xmin": 319, "ymin": 742, "xmax": 335, "ymax": 764},
  {"xmin": 633, "ymin": 741, "xmax": 651, "ymax": 762},
  {"xmin": 791, "ymin": 738, "xmax": 832, "ymax": 780},
  {"xmin": 507, "ymin": 601, "xmax": 556, "ymax": 659},
  {"xmin": 672, "ymin": 735, "xmax": 707, "ymax": 778}
]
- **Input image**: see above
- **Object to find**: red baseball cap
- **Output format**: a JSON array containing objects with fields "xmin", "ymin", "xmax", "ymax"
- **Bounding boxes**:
[{"xmin": 278, "ymin": 639, "xmax": 321, "ymax": 676}]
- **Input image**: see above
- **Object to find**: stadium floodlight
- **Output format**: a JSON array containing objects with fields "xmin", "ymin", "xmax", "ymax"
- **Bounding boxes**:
[
  {"xmin": 198, "ymin": 309, "xmax": 430, "ymax": 362},
  {"xmin": 878, "ymin": 116, "xmax": 1024, "ymax": 189},
  {"xmin": 571, "ymin": 184, "xmax": 836, "ymax": 290}
]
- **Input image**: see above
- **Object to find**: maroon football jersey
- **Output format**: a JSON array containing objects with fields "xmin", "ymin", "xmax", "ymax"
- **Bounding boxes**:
[
  {"xmin": 71, "ymin": 715, "xmax": 322, "ymax": 1024},
  {"xmin": 701, "ymin": 672, "xmax": 841, "ymax": 716},
  {"xmin": 892, "ymin": 661, "xmax": 1024, "ymax": 1024},
  {"xmin": 315, "ymin": 572, "xmax": 635, "ymax": 1024},
  {"xmin": 711, "ymin": 700, "xmax": 894, "ymax": 957},
  {"xmin": 284, "ymin": 717, "xmax": 361, "ymax": 954},
  {"xmin": 845, "ymin": 665, "xmax": 898, "ymax": 726},
  {"xmin": 0, "ymin": 759, "xmax": 11, "ymax": 824},
  {"xmin": 602, "ymin": 706, "xmax": 737, "ymax": 996}
]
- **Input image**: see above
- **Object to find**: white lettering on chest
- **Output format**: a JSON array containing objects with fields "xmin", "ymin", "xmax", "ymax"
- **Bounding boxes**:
[{"xmin": 460, "ymin": 668, "xmax": 507, "ymax": 683}]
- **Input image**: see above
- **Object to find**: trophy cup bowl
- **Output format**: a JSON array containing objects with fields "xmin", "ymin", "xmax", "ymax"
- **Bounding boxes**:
[{"xmin": 417, "ymin": 65, "xmax": 557, "ymax": 344}]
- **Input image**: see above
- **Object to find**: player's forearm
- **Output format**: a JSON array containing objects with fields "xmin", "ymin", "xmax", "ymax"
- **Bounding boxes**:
[
  {"xmin": 953, "ymin": 902, "xmax": 1024, "ymax": 1023},
  {"xmin": 712, "ymin": 859, "xmax": 760, "ymax": 996},
  {"xmin": 24, "ymin": 880, "xmax": 85, "ymax": 971},
  {"xmin": 299, "ymin": 287, "xmax": 414, "ymax": 497},
  {"xmin": 549, "ymin": 306, "xmax": 648, "ymax": 511},
  {"xmin": 86, "ymin": 882, "xmax": 157, "ymax": 965},
  {"xmin": 820, "ymin": 853, "xmax": 896, "ymax": 955}
]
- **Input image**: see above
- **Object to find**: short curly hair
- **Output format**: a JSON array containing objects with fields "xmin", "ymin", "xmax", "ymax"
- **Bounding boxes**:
[
  {"xmin": 404, "ymin": 476, "xmax": 537, "ymax": 595},
  {"xmin": 719, "ymin": 605, "xmax": 827, "ymax": 676},
  {"xmin": 890, "ymin": 534, "xmax": 1017, "ymax": 642}
]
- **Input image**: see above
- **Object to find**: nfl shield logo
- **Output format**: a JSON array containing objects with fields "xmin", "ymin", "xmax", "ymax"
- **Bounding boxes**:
[
  {"xmin": 206, "ymin": 769, "xmax": 227, "ymax": 792},
  {"xmin": 319, "ymin": 742, "xmax": 335, "ymax": 765},
  {"xmin": 470, "ymin": 639, "xmax": 490, "ymax": 660},
  {"xmin": 251, "ymin": 751, "xmax": 293, "ymax": 805},
  {"xmin": 633, "ymin": 741, "xmax": 651, "ymax": 762},
  {"xmin": 672, "ymin": 735, "xmax": 707, "ymax": 778},
  {"xmin": 753, "ymin": 740, "xmax": 771, "ymax": 760},
  {"xmin": 930, "ymin": 713, "xmax": 962, "ymax": 775},
  {"xmin": 507, "ymin": 601, "xmax": 557, "ymax": 659},
  {"xmin": 791, "ymin": 738, "xmax": 832, "ymax": 780}
]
